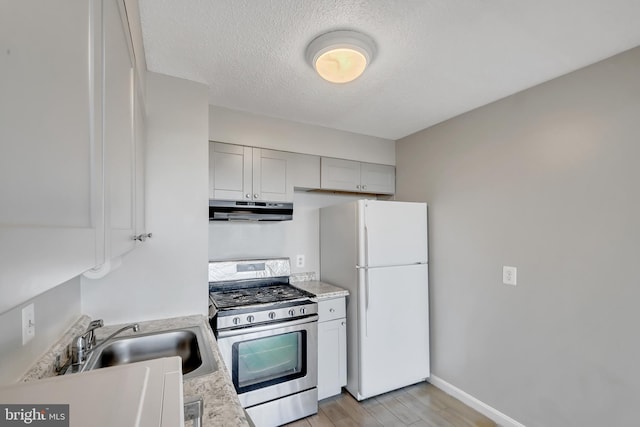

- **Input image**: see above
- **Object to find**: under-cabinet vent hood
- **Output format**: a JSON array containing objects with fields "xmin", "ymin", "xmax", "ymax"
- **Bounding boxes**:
[{"xmin": 209, "ymin": 200, "xmax": 293, "ymax": 221}]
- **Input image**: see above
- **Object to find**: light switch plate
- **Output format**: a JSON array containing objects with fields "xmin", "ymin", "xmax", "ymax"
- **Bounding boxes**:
[
  {"xmin": 296, "ymin": 254, "xmax": 305, "ymax": 268},
  {"xmin": 22, "ymin": 303, "xmax": 35, "ymax": 345}
]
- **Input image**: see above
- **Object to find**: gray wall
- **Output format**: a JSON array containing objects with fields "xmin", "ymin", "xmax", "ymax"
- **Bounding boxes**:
[
  {"xmin": 396, "ymin": 46, "xmax": 640, "ymax": 427},
  {"xmin": 0, "ymin": 277, "xmax": 80, "ymax": 384},
  {"xmin": 209, "ymin": 106, "xmax": 395, "ymax": 165}
]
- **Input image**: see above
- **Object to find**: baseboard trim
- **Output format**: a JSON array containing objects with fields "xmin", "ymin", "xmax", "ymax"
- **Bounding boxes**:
[{"xmin": 427, "ymin": 375, "xmax": 526, "ymax": 427}]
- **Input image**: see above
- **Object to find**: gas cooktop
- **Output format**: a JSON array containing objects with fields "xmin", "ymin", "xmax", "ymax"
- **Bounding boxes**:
[{"xmin": 209, "ymin": 283, "xmax": 312, "ymax": 309}]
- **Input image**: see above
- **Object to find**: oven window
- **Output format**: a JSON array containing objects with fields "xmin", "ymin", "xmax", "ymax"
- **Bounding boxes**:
[{"xmin": 232, "ymin": 331, "xmax": 307, "ymax": 393}]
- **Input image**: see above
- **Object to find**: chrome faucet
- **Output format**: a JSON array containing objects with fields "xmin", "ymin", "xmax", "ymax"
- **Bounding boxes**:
[
  {"xmin": 70, "ymin": 320, "xmax": 139, "ymax": 371},
  {"xmin": 84, "ymin": 323, "xmax": 139, "ymax": 358},
  {"xmin": 70, "ymin": 319, "xmax": 104, "ymax": 366}
]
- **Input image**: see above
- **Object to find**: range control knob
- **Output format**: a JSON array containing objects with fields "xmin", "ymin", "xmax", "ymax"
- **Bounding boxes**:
[
  {"xmin": 246, "ymin": 315, "xmax": 255, "ymax": 323},
  {"xmin": 288, "ymin": 309, "xmax": 296, "ymax": 317},
  {"xmin": 232, "ymin": 317, "xmax": 241, "ymax": 325},
  {"xmin": 300, "ymin": 307, "xmax": 306, "ymax": 315},
  {"xmin": 268, "ymin": 312, "xmax": 276, "ymax": 320}
]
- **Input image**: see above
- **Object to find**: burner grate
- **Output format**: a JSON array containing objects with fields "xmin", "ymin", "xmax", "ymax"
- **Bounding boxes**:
[{"xmin": 210, "ymin": 284, "xmax": 311, "ymax": 309}]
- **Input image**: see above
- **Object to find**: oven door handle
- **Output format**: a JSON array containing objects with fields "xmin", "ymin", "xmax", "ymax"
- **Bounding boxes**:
[{"xmin": 216, "ymin": 314, "xmax": 319, "ymax": 338}]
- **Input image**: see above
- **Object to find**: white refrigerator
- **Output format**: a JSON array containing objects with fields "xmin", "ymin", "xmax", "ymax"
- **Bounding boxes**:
[{"xmin": 320, "ymin": 199, "xmax": 430, "ymax": 401}]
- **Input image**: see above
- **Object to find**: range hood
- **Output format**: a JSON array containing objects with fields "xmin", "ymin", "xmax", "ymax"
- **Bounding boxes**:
[{"xmin": 209, "ymin": 200, "xmax": 293, "ymax": 221}]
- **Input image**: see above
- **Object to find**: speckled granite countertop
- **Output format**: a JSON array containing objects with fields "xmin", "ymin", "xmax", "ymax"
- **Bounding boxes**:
[
  {"xmin": 292, "ymin": 280, "xmax": 349, "ymax": 300},
  {"xmin": 21, "ymin": 315, "xmax": 92, "ymax": 382},
  {"xmin": 21, "ymin": 315, "xmax": 250, "ymax": 427}
]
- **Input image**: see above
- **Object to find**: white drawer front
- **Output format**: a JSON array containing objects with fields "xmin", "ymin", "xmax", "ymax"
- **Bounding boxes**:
[{"xmin": 318, "ymin": 297, "xmax": 346, "ymax": 322}]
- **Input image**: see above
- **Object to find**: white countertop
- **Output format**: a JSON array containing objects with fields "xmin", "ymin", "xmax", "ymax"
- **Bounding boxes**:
[{"xmin": 4, "ymin": 356, "xmax": 183, "ymax": 427}]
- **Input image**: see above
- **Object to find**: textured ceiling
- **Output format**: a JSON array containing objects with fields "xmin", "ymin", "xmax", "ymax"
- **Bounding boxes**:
[{"xmin": 138, "ymin": 0, "xmax": 640, "ymax": 140}]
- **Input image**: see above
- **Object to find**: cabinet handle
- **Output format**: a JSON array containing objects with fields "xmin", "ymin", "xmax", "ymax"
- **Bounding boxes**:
[
  {"xmin": 356, "ymin": 185, "xmax": 361, "ymax": 190},
  {"xmin": 245, "ymin": 193, "xmax": 251, "ymax": 199},
  {"xmin": 362, "ymin": 185, "xmax": 367, "ymax": 190},
  {"xmin": 329, "ymin": 308, "xmax": 335, "ymax": 313},
  {"xmin": 254, "ymin": 193, "xmax": 259, "ymax": 199},
  {"xmin": 341, "ymin": 321, "xmax": 346, "ymax": 326},
  {"xmin": 133, "ymin": 233, "xmax": 152, "ymax": 242}
]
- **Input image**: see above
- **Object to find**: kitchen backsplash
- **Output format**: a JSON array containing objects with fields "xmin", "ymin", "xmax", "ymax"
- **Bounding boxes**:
[
  {"xmin": 0, "ymin": 277, "xmax": 82, "ymax": 385},
  {"xmin": 289, "ymin": 272, "xmax": 316, "ymax": 283}
]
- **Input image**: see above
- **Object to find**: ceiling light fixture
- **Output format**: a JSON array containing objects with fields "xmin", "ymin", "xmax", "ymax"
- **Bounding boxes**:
[{"xmin": 305, "ymin": 30, "xmax": 377, "ymax": 84}]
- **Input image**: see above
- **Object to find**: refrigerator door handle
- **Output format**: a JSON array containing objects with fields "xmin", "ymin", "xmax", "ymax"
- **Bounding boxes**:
[
  {"xmin": 364, "ymin": 224, "xmax": 370, "ymax": 268},
  {"xmin": 364, "ymin": 269, "xmax": 369, "ymax": 337}
]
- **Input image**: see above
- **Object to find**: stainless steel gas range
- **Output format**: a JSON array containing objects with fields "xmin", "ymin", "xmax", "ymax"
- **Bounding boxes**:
[{"xmin": 208, "ymin": 258, "xmax": 318, "ymax": 427}]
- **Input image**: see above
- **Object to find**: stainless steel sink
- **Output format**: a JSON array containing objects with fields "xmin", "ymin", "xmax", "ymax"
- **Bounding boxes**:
[{"xmin": 83, "ymin": 326, "xmax": 217, "ymax": 380}]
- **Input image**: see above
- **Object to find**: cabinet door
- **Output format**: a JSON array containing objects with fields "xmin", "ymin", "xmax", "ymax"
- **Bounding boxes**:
[
  {"xmin": 318, "ymin": 318, "xmax": 347, "ymax": 400},
  {"xmin": 210, "ymin": 142, "xmax": 252, "ymax": 200},
  {"xmin": 252, "ymin": 148, "xmax": 293, "ymax": 202},
  {"xmin": 360, "ymin": 163, "xmax": 395, "ymax": 195},
  {"xmin": 133, "ymin": 77, "xmax": 146, "ymax": 240},
  {"xmin": 320, "ymin": 158, "xmax": 361, "ymax": 192},
  {"xmin": 103, "ymin": 0, "xmax": 136, "ymax": 259},
  {"xmin": 0, "ymin": 0, "xmax": 100, "ymax": 313}
]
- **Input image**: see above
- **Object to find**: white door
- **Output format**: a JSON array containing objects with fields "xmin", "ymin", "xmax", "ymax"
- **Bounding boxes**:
[
  {"xmin": 0, "ymin": 0, "xmax": 100, "ymax": 313},
  {"xmin": 360, "ymin": 163, "xmax": 395, "ymax": 195},
  {"xmin": 361, "ymin": 200, "xmax": 428, "ymax": 267},
  {"xmin": 104, "ymin": 0, "xmax": 136, "ymax": 259},
  {"xmin": 252, "ymin": 148, "xmax": 293, "ymax": 202},
  {"xmin": 358, "ymin": 264, "xmax": 430, "ymax": 399},
  {"xmin": 211, "ymin": 143, "xmax": 252, "ymax": 200},
  {"xmin": 317, "ymin": 318, "xmax": 346, "ymax": 400},
  {"xmin": 320, "ymin": 158, "xmax": 361, "ymax": 192}
]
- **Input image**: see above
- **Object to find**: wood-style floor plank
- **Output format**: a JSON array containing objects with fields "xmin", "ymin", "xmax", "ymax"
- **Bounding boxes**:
[
  {"xmin": 361, "ymin": 401, "xmax": 406, "ymax": 427},
  {"xmin": 407, "ymin": 421, "xmax": 438, "ymax": 427},
  {"xmin": 378, "ymin": 395, "xmax": 422, "ymax": 425},
  {"xmin": 407, "ymin": 383, "xmax": 448, "ymax": 411},
  {"xmin": 283, "ymin": 382, "xmax": 496, "ymax": 427},
  {"xmin": 322, "ymin": 399, "xmax": 352, "ymax": 424},
  {"xmin": 307, "ymin": 409, "xmax": 336, "ymax": 427},
  {"xmin": 334, "ymin": 393, "xmax": 384, "ymax": 427},
  {"xmin": 394, "ymin": 393, "xmax": 454, "ymax": 427}
]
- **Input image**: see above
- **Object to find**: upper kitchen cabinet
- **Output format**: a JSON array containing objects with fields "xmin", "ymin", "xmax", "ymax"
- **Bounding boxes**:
[
  {"xmin": 321, "ymin": 158, "xmax": 395, "ymax": 195},
  {"xmin": 360, "ymin": 162, "xmax": 396, "ymax": 194},
  {"xmin": 102, "ymin": 0, "xmax": 144, "ymax": 261},
  {"xmin": 0, "ymin": 0, "xmax": 102, "ymax": 312},
  {"xmin": 210, "ymin": 142, "xmax": 293, "ymax": 202},
  {"xmin": 0, "ymin": 0, "xmax": 147, "ymax": 309}
]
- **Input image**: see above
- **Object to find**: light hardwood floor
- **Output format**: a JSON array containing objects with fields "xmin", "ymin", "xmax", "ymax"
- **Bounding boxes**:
[{"xmin": 284, "ymin": 382, "xmax": 496, "ymax": 427}]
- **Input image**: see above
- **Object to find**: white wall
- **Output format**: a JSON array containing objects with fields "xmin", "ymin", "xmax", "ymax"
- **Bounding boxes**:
[
  {"xmin": 81, "ymin": 72, "xmax": 210, "ymax": 324},
  {"xmin": 209, "ymin": 191, "xmax": 364, "ymax": 276},
  {"xmin": 209, "ymin": 106, "xmax": 396, "ymax": 165},
  {"xmin": 396, "ymin": 46, "xmax": 640, "ymax": 427},
  {"xmin": 0, "ymin": 277, "xmax": 80, "ymax": 385},
  {"xmin": 208, "ymin": 107, "xmax": 396, "ymax": 276}
]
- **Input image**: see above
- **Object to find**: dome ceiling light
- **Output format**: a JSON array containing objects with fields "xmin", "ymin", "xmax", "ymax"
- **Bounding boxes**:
[{"xmin": 305, "ymin": 30, "xmax": 377, "ymax": 84}]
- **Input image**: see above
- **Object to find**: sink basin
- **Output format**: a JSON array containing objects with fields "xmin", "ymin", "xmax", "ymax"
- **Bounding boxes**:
[{"xmin": 83, "ymin": 326, "xmax": 217, "ymax": 380}]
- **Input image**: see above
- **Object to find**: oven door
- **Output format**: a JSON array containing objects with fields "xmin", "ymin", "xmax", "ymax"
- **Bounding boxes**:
[{"xmin": 216, "ymin": 315, "xmax": 318, "ymax": 409}]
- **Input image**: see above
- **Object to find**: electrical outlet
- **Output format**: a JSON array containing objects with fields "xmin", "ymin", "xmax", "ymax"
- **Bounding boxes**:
[
  {"xmin": 503, "ymin": 266, "xmax": 517, "ymax": 286},
  {"xmin": 22, "ymin": 303, "xmax": 35, "ymax": 345},
  {"xmin": 296, "ymin": 254, "xmax": 305, "ymax": 268}
]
